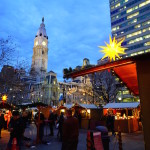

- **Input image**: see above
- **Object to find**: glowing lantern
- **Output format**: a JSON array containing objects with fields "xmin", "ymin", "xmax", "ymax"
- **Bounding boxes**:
[{"xmin": 99, "ymin": 36, "xmax": 127, "ymax": 61}]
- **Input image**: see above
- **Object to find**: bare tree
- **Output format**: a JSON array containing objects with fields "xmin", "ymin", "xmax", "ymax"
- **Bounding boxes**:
[
  {"xmin": 93, "ymin": 70, "xmax": 119, "ymax": 103},
  {"xmin": 0, "ymin": 36, "xmax": 33, "ymax": 104},
  {"xmin": 0, "ymin": 36, "xmax": 18, "ymax": 67}
]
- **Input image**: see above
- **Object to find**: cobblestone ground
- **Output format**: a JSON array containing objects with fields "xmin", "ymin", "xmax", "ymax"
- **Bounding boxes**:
[{"xmin": 0, "ymin": 123, "xmax": 144, "ymax": 150}]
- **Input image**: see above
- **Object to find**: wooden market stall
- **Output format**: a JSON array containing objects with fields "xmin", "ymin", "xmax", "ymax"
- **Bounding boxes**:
[
  {"xmin": 103, "ymin": 102, "xmax": 140, "ymax": 133},
  {"xmin": 64, "ymin": 103, "xmax": 101, "ymax": 129},
  {"xmin": 80, "ymin": 104, "xmax": 101, "ymax": 130},
  {"xmin": 55, "ymin": 105, "xmax": 68, "ymax": 116}
]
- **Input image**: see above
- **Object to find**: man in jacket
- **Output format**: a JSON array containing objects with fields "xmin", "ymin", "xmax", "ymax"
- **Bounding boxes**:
[{"xmin": 62, "ymin": 109, "xmax": 79, "ymax": 150}]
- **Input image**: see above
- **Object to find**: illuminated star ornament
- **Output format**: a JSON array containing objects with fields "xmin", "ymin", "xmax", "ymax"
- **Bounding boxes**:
[
  {"xmin": 99, "ymin": 36, "xmax": 127, "ymax": 61},
  {"xmin": 2, "ymin": 95, "xmax": 7, "ymax": 101}
]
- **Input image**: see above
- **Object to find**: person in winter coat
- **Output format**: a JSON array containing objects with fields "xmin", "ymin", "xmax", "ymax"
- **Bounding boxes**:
[{"xmin": 62, "ymin": 109, "xmax": 79, "ymax": 150}]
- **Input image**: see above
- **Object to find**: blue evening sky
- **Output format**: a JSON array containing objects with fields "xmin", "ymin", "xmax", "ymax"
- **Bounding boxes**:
[{"xmin": 0, "ymin": 0, "xmax": 111, "ymax": 81}]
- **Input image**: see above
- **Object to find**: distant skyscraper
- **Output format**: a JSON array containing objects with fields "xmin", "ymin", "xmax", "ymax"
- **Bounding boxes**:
[
  {"xmin": 31, "ymin": 17, "xmax": 48, "ymax": 79},
  {"xmin": 109, "ymin": 0, "xmax": 150, "ymax": 56}
]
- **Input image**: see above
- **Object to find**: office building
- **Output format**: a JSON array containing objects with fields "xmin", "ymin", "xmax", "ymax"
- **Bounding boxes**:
[{"xmin": 110, "ymin": 0, "xmax": 150, "ymax": 56}]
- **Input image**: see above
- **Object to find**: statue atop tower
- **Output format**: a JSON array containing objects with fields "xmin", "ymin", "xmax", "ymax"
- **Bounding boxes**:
[
  {"xmin": 31, "ymin": 17, "xmax": 48, "ymax": 81},
  {"xmin": 42, "ymin": 17, "xmax": 44, "ymax": 23}
]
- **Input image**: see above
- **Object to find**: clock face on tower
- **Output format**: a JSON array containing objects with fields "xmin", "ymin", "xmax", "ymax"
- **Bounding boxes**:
[{"xmin": 42, "ymin": 41, "xmax": 46, "ymax": 46}]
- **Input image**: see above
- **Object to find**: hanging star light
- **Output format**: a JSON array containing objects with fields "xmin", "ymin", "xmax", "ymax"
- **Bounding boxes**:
[
  {"xmin": 99, "ymin": 36, "xmax": 127, "ymax": 61},
  {"xmin": 2, "ymin": 94, "xmax": 7, "ymax": 101}
]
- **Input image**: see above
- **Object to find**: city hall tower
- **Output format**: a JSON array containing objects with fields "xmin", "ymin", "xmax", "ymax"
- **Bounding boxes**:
[{"xmin": 31, "ymin": 17, "xmax": 48, "ymax": 79}]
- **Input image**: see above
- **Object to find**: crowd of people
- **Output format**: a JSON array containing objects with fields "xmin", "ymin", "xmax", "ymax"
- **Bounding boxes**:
[
  {"xmin": 34, "ymin": 109, "xmax": 80, "ymax": 150},
  {"xmin": 0, "ymin": 107, "xmax": 117, "ymax": 150},
  {"xmin": 0, "ymin": 107, "xmax": 83, "ymax": 150}
]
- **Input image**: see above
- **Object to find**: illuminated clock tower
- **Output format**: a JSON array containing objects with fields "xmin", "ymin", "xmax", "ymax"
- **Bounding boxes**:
[{"xmin": 31, "ymin": 17, "xmax": 48, "ymax": 79}]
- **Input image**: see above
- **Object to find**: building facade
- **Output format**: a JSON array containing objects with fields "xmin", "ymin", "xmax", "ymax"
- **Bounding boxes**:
[
  {"xmin": 110, "ymin": 0, "xmax": 150, "ymax": 56},
  {"xmin": 60, "ymin": 59, "xmax": 102, "ymax": 105}
]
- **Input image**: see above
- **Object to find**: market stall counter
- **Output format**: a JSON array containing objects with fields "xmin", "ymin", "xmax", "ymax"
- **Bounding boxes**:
[{"xmin": 103, "ymin": 102, "xmax": 140, "ymax": 133}]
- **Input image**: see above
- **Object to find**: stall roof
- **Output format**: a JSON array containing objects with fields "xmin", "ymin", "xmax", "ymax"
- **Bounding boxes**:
[
  {"xmin": 103, "ymin": 102, "xmax": 140, "ymax": 109},
  {"xmin": 64, "ymin": 103, "xmax": 98, "ymax": 109},
  {"xmin": 80, "ymin": 104, "xmax": 99, "ymax": 109},
  {"xmin": 113, "ymin": 63, "xmax": 138, "ymax": 95},
  {"xmin": 64, "ymin": 104, "xmax": 73, "ymax": 109}
]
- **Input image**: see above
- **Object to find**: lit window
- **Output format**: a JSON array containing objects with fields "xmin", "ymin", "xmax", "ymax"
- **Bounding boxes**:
[
  {"xmin": 144, "ymin": 34, "xmax": 150, "ymax": 39},
  {"xmin": 115, "ymin": 3, "xmax": 120, "ymax": 8},
  {"xmin": 145, "ymin": 49, "xmax": 150, "ymax": 52},
  {"xmin": 127, "ymin": 6, "xmax": 138, "ymax": 13},
  {"xmin": 145, "ymin": 42, "xmax": 150, "ymax": 46},
  {"xmin": 131, "ymin": 53, "xmax": 137, "ymax": 56},
  {"xmin": 139, "ymin": 1, "xmax": 150, "ymax": 8},
  {"xmin": 133, "ymin": 19, "xmax": 137, "ymax": 23},
  {"xmin": 127, "ymin": 12, "xmax": 139, "ymax": 19},
  {"xmin": 129, "ymin": 19, "xmax": 137, "ymax": 25},
  {"xmin": 126, "ymin": 30, "xmax": 142, "ymax": 38},
  {"xmin": 123, "ymin": 90, "xmax": 129, "ymax": 94},
  {"xmin": 138, "ymin": 51, "xmax": 144, "ymax": 54},
  {"xmin": 128, "ymin": 37, "xmax": 143, "ymax": 44},
  {"xmin": 135, "ymin": 24, "xmax": 141, "ymax": 28},
  {"xmin": 142, "ymin": 20, "xmax": 150, "ymax": 26},
  {"xmin": 142, "ymin": 27, "xmax": 150, "ymax": 33},
  {"xmin": 112, "ymin": 27, "xmax": 116, "ymax": 31}
]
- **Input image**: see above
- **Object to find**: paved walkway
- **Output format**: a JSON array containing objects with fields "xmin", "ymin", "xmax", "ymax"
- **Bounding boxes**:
[{"xmin": 0, "ymin": 123, "xmax": 145, "ymax": 150}]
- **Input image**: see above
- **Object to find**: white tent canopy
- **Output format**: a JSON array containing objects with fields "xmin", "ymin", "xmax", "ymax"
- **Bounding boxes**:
[
  {"xmin": 103, "ymin": 102, "xmax": 140, "ymax": 109},
  {"xmin": 64, "ymin": 103, "xmax": 98, "ymax": 109},
  {"xmin": 80, "ymin": 104, "xmax": 98, "ymax": 109},
  {"xmin": 64, "ymin": 104, "xmax": 73, "ymax": 109}
]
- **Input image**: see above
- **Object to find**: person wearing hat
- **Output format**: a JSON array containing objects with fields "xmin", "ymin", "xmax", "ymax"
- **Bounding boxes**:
[
  {"xmin": 62, "ymin": 109, "xmax": 79, "ymax": 150},
  {"xmin": 6, "ymin": 110, "xmax": 24, "ymax": 150}
]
